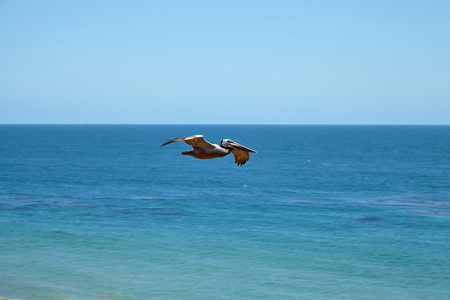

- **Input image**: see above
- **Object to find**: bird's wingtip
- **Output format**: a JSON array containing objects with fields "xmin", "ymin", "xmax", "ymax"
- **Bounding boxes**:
[{"xmin": 160, "ymin": 140, "xmax": 172, "ymax": 147}]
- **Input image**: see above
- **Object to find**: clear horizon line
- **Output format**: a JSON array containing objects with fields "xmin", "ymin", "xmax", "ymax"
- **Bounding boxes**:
[{"xmin": 1, "ymin": 123, "xmax": 449, "ymax": 126}]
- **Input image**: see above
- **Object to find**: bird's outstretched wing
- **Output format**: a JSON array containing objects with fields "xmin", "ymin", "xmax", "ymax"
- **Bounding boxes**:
[
  {"xmin": 231, "ymin": 148, "xmax": 251, "ymax": 166},
  {"xmin": 160, "ymin": 135, "xmax": 215, "ymax": 149}
]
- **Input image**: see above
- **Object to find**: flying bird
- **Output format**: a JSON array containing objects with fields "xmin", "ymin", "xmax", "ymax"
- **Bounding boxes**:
[{"xmin": 160, "ymin": 135, "xmax": 257, "ymax": 166}]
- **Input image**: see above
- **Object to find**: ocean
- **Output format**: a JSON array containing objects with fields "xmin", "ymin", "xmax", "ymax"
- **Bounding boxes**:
[{"xmin": 1, "ymin": 125, "xmax": 449, "ymax": 300}]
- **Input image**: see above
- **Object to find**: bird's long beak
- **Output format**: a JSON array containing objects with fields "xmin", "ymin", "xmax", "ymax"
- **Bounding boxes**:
[{"xmin": 230, "ymin": 141, "xmax": 257, "ymax": 153}]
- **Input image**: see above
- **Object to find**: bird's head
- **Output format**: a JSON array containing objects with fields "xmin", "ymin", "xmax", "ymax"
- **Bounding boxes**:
[
  {"xmin": 220, "ymin": 139, "xmax": 233, "ymax": 149},
  {"xmin": 220, "ymin": 139, "xmax": 257, "ymax": 153}
]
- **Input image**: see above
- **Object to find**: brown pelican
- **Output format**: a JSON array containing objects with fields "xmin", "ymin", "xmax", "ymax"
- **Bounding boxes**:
[{"xmin": 160, "ymin": 135, "xmax": 257, "ymax": 166}]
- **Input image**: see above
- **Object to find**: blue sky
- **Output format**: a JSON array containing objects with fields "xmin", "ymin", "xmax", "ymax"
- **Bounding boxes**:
[{"xmin": 0, "ymin": 0, "xmax": 449, "ymax": 124}]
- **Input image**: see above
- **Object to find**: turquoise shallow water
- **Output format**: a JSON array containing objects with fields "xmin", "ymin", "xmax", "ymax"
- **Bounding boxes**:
[{"xmin": 1, "ymin": 125, "xmax": 449, "ymax": 299}]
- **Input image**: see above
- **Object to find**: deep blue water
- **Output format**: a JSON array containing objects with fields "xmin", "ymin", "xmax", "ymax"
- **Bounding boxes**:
[{"xmin": 1, "ymin": 125, "xmax": 449, "ymax": 300}]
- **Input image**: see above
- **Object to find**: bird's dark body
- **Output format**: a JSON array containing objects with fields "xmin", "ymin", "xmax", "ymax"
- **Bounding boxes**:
[{"xmin": 181, "ymin": 147, "xmax": 231, "ymax": 159}]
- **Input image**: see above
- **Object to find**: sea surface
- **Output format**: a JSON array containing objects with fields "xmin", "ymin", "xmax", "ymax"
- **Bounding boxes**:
[{"xmin": 1, "ymin": 125, "xmax": 449, "ymax": 300}]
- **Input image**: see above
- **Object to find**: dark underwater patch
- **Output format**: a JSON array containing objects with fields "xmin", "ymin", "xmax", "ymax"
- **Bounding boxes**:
[{"xmin": 356, "ymin": 216, "xmax": 382, "ymax": 222}]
